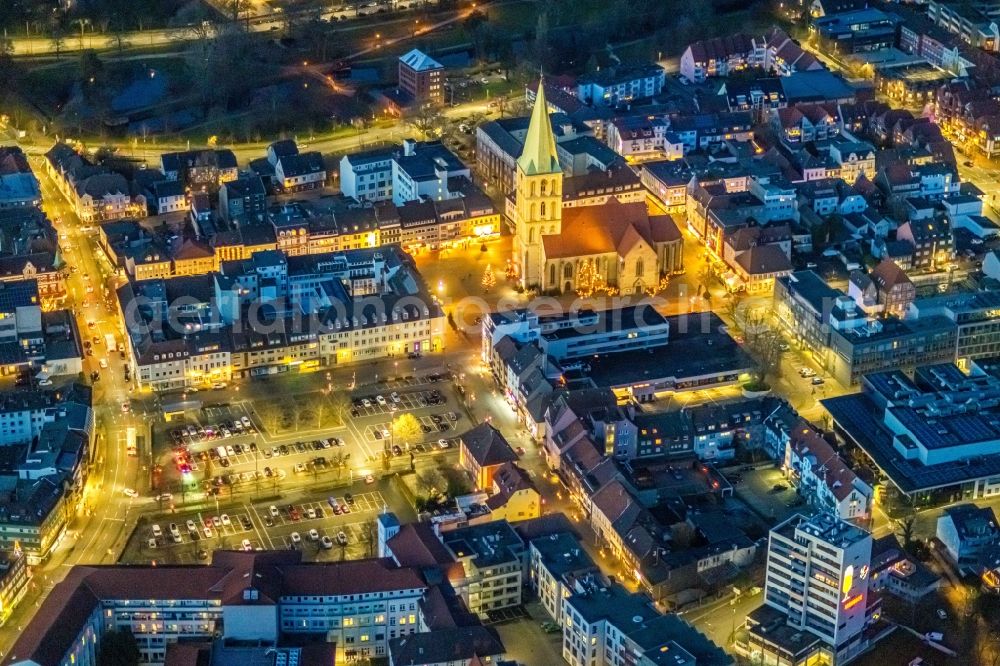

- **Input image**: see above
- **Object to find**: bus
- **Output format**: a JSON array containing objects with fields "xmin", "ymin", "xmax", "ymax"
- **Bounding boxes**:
[
  {"xmin": 126, "ymin": 426, "xmax": 137, "ymax": 457},
  {"xmin": 104, "ymin": 333, "xmax": 117, "ymax": 352}
]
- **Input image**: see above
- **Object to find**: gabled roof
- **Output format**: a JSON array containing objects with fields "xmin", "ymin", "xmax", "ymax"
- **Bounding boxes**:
[{"xmin": 870, "ymin": 258, "xmax": 912, "ymax": 291}]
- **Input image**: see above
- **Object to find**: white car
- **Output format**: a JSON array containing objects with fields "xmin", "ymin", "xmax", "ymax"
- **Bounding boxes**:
[
  {"xmin": 241, "ymin": 539, "xmax": 253, "ymax": 551},
  {"xmin": 147, "ymin": 538, "xmax": 157, "ymax": 549},
  {"xmin": 290, "ymin": 532, "xmax": 302, "ymax": 545},
  {"xmin": 99, "ymin": 358, "xmax": 108, "ymax": 369},
  {"xmin": 376, "ymin": 395, "xmax": 387, "ymax": 405},
  {"xmin": 203, "ymin": 527, "xmax": 213, "ymax": 539},
  {"xmin": 241, "ymin": 416, "xmax": 252, "ymax": 428},
  {"xmin": 226, "ymin": 446, "xmax": 236, "ymax": 457},
  {"xmin": 390, "ymin": 392, "xmax": 400, "ymax": 402},
  {"xmin": 308, "ymin": 529, "xmax": 320, "ymax": 541},
  {"xmin": 337, "ymin": 530, "xmax": 348, "ymax": 545},
  {"xmin": 306, "ymin": 507, "xmax": 317, "ymax": 519},
  {"xmin": 362, "ymin": 398, "xmax": 372, "ymax": 407},
  {"xmin": 269, "ymin": 505, "xmax": 280, "ymax": 518},
  {"xmin": 220, "ymin": 514, "xmax": 231, "ymax": 526},
  {"xmin": 151, "ymin": 524, "xmax": 162, "ymax": 537},
  {"xmin": 122, "ymin": 488, "xmax": 138, "ymax": 497},
  {"xmin": 321, "ymin": 535, "xmax": 334, "ymax": 549},
  {"xmin": 186, "ymin": 520, "xmax": 197, "ymax": 532}
]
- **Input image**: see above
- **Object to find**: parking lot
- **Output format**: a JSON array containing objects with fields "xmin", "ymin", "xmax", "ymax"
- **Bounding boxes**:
[{"xmin": 127, "ymin": 489, "xmax": 389, "ymax": 563}]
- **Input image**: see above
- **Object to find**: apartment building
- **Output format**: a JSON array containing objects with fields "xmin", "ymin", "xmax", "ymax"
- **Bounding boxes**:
[
  {"xmin": 529, "ymin": 532, "xmax": 598, "ymax": 623},
  {"xmin": 576, "ymin": 64, "xmax": 665, "ymax": 107},
  {"xmin": 752, "ymin": 513, "xmax": 874, "ymax": 664},
  {"xmin": 562, "ymin": 579, "xmax": 729, "ymax": 666},
  {"xmin": 927, "ymin": 0, "xmax": 1000, "ymax": 51},
  {"xmin": 442, "ymin": 520, "xmax": 525, "ymax": 618},
  {"xmin": 7, "ymin": 552, "xmax": 428, "ymax": 666}
]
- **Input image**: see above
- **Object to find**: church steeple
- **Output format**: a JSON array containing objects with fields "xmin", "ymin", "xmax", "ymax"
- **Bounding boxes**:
[{"xmin": 517, "ymin": 78, "xmax": 561, "ymax": 176}]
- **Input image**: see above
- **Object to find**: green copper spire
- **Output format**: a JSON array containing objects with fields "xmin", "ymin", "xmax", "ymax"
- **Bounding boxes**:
[{"xmin": 517, "ymin": 78, "xmax": 561, "ymax": 176}]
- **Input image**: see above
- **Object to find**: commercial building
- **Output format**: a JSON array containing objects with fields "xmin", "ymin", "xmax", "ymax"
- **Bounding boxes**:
[
  {"xmin": 6, "ymin": 552, "xmax": 428, "ymax": 666},
  {"xmin": 0, "ymin": 549, "xmax": 28, "ymax": 626},
  {"xmin": 774, "ymin": 270, "xmax": 957, "ymax": 385},
  {"xmin": 118, "ymin": 246, "xmax": 444, "ymax": 391},
  {"xmin": 0, "ymin": 387, "xmax": 92, "ymax": 565},
  {"xmin": 908, "ymin": 291, "xmax": 1000, "ymax": 363},
  {"xmin": 811, "ymin": 8, "xmax": 901, "ymax": 54},
  {"xmin": 398, "ymin": 49, "xmax": 444, "ymax": 107},
  {"xmin": 824, "ymin": 362, "xmax": 1000, "ymax": 505},
  {"xmin": 746, "ymin": 513, "xmax": 877, "ymax": 665}
]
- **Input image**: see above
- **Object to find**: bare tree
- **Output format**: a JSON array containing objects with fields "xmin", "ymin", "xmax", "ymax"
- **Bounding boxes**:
[
  {"xmin": 49, "ymin": 26, "xmax": 67, "ymax": 59},
  {"xmin": 722, "ymin": 290, "xmax": 745, "ymax": 334},
  {"xmin": 359, "ymin": 521, "xmax": 376, "ymax": 558},
  {"xmin": 743, "ymin": 317, "xmax": 785, "ymax": 388}
]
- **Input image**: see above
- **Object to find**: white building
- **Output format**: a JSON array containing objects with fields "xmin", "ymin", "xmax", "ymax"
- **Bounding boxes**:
[
  {"xmin": 761, "ymin": 513, "xmax": 873, "ymax": 664},
  {"xmin": 562, "ymin": 579, "xmax": 728, "ymax": 666},
  {"xmin": 8, "ymin": 553, "xmax": 428, "ymax": 666},
  {"xmin": 340, "ymin": 149, "xmax": 395, "ymax": 202},
  {"xmin": 529, "ymin": 532, "xmax": 598, "ymax": 623}
]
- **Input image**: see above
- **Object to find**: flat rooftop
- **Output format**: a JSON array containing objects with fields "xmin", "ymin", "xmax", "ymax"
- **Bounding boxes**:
[{"xmin": 581, "ymin": 313, "xmax": 753, "ymax": 390}]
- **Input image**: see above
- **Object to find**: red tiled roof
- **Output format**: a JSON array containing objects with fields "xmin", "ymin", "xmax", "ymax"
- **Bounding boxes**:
[
  {"xmin": 870, "ymin": 258, "xmax": 912, "ymax": 290},
  {"xmin": 789, "ymin": 421, "xmax": 862, "ymax": 502},
  {"xmin": 387, "ymin": 522, "xmax": 457, "ymax": 568},
  {"xmin": 6, "ymin": 553, "xmax": 424, "ymax": 666},
  {"xmin": 542, "ymin": 198, "xmax": 679, "ymax": 260},
  {"xmin": 686, "ymin": 33, "xmax": 755, "ymax": 65}
]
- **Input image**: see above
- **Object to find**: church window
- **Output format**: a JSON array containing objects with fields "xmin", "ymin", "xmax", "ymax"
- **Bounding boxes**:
[
  {"xmin": 530, "ymin": 181, "xmax": 536, "ymax": 197},
  {"xmin": 540, "ymin": 180, "xmax": 547, "ymax": 195},
  {"xmin": 529, "ymin": 227, "xmax": 536, "ymax": 244},
  {"xmin": 563, "ymin": 264, "xmax": 573, "ymax": 279},
  {"xmin": 540, "ymin": 201, "xmax": 546, "ymax": 218},
  {"xmin": 549, "ymin": 264, "xmax": 556, "ymax": 285},
  {"xmin": 635, "ymin": 259, "xmax": 644, "ymax": 278}
]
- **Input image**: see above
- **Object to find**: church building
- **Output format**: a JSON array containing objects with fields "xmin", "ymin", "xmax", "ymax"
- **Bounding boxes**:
[{"xmin": 512, "ymin": 83, "xmax": 684, "ymax": 294}]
